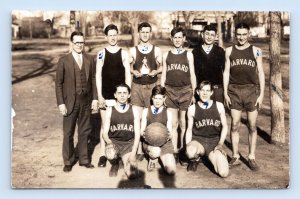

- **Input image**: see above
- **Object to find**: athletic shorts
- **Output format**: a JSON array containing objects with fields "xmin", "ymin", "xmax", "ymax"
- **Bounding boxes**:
[
  {"xmin": 165, "ymin": 84, "xmax": 193, "ymax": 111},
  {"xmin": 228, "ymin": 84, "xmax": 260, "ymax": 112},
  {"xmin": 131, "ymin": 81, "xmax": 157, "ymax": 108},
  {"xmin": 111, "ymin": 139, "xmax": 134, "ymax": 157},
  {"xmin": 142, "ymin": 139, "xmax": 174, "ymax": 157},
  {"xmin": 192, "ymin": 136, "xmax": 220, "ymax": 156}
]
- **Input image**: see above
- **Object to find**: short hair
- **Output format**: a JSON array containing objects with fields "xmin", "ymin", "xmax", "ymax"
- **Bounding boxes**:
[
  {"xmin": 170, "ymin": 27, "xmax": 186, "ymax": 37},
  {"xmin": 203, "ymin": 24, "xmax": 217, "ymax": 33},
  {"xmin": 151, "ymin": 85, "xmax": 166, "ymax": 98},
  {"xmin": 235, "ymin": 23, "xmax": 250, "ymax": 31},
  {"xmin": 138, "ymin": 22, "xmax": 152, "ymax": 32},
  {"xmin": 114, "ymin": 83, "xmax": 131, "ymax": 94},
  {"xmin": 196, "ymin": 80, "xmax": 212, "ymax": 91},
  {"xmin": 104, "ymin": 24, "xmax": 118, "ymax": 35},
  {"xmin": 70, "ymin": 31, "xmax": 84, "ymax": 42}
]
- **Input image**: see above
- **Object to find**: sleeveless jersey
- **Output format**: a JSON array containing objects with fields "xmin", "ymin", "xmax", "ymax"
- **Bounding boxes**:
[
  {"xmin": 102, "ymin": 48, "xmax": 125, "ymax": 99},
  {"xmin": 133, "ymin": 46, "xmax": 158, "ymax": 85},
  {"xmin": 229, "ymin": 45, "xmax": 258, "ymax": 85},
  {"xmin": 108, "ymin": 105, "xmax": 135, "ymax": 141},
  {"xmin": 146, "ymin": 107, "xmax": 168, "ymax": 126},
  {"xmin": 165, "ymin": 51, "xmax": 191, "ymax": 87},
  {"xmin": 192, "ymin": 101, "xmax": 222, "ymax": 138}
]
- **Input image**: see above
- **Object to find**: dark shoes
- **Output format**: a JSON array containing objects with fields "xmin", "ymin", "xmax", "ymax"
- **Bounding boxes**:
[
  {"xmin": 98, "ymin": 156, "xmax": 107, "ymax": 167},
  {"xmin": 63, "ymin": 165, "xmax": 73, "ymax": 172},
  {"xmin": 187, "ymin": 160, "xmax": 199, "ymax": 172},
  {"xmin": 248, "ymin": 159, "xmax": 259, "ymax": 171},
  {"xmin": 109, "ymin": 162, "xmax": 120, "ymax": 177},
  {"xmin": 79, "ymin": 163, "xmax": 95, "ymax": 168},
  {"xmin": 229, "ymin": 157, "xmax": 241, "ymax": 168}
]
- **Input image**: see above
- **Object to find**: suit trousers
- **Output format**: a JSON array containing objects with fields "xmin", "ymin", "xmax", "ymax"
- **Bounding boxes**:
[{"xmin": 62, "ymin": 94, "xmax": 92, "ymax": 166}]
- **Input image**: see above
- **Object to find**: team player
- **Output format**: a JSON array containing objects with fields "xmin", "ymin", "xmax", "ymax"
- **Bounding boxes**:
[
  {"xmin": 129, "ymin": 22, "xmax": 162, "ymax": 160},
  {"xmin": 192, "ymin": 24, "xmax": 225, "ymax": 102},
  {"xmin": 161, "ymin": 27, "xmax": 197, "ymax": 154},
  {"xmin": 129, "ymin": 22, "xmax": 162, "ymax": 118},
  {"xmin": 223, "ymin": 22, "xmax": 265, "ymax": 171},
  {"xmin": 185, "ymin": 81, "xmax": 229, "ymax": 178},
  {"xmin": 102, "ymin": 84, "xmax": 140, "ymax": 178},
  {"xmin": 140, "ymin": 85, "xmax": 176, "ymax": 175},
  {"xmin": 96, "ymin": 24, "xmax": 131, "ymax": 167}
]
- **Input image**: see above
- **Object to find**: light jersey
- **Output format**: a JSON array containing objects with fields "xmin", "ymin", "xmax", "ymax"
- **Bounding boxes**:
[
  {"xmin": 102, "ymin": 48, "xmax": 125, "ymax": 99},
  {"xmin": 146, "ymin": 106, "xmax": 168, "ymax": 126},
  {"xmin": 133, "ymin": 46, "xmax": 158, "ymax": 85},
  {"xmin": 108, "ymin": 105, "xmax": 135, "ymax": 142},
  {"xmin": 165, "ymin": 50, "xmax": 191, "ymax": 87},
  {"xmin": 229, "ymin": 45, "xmax": 258, "ymax": 85},
  {"xmin": 192, "ymin": 101, "xmax": 222, "ymax": 138}
]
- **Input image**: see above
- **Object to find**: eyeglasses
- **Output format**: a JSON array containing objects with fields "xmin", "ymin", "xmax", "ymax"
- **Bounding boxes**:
[{"xmin": 73, "ymin": 42, "xmax": 85, "ymax": 46}]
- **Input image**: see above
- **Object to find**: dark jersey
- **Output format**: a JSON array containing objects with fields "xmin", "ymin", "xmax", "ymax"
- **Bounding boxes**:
[
  {"xmin": 109, "ymin": 105, "xmax": 135, "ymax": 141},
  {"xmin": 192, "ymin": 45, "xmax": 225, "ymax": 85},
  {"xmin": 146, "ymin": 106, "xmax": 168, "ymax": 126},
  {"xmin": 133, "ymin": 46, "xmax": 158, "ymax": 85},
  {"xmin": 192, "ymin": 101, "xmax": 222, "ymax": 138},
  {"xmin": 102, "ymin": 48, "xmax": 125, "ymax": 99},
  {"xmin": 165, "ymin": 51, "xmax": 191, "ymax": 87},
  {"xmin": 229, "ymin": 45, "xmax": 258, "ymax": 85}
]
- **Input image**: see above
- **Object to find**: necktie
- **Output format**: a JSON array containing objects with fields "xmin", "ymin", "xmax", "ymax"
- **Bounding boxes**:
[
  {"xmin": 78, "ymin": 54, "xmax": 82, "ymax": 69},
  {"xmin": 154, "ymin": 107, "xmax": 159, "ymax": 114}
]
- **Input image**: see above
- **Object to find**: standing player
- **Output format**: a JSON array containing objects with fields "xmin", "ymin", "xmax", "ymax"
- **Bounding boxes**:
[
  {"xmin": 185, "ymin": 81, "xmax": 229, "ymax": 178},
  {"xmin": 140, "ymin": 85, "xmax": 176, "ymax": 175},
  {"xmin": 102, "ymin": 84, "xmax": 140, "ymax": 178},
  {"xmin": 161, "ymin": 27, "xmax": 197, "ymax": 154},
  {"xmin": 192, "ymin": 24, "xmax": 225, "ymax": 102},
  {"xmin": 95, "ymin": 24, "xmax": 131, "ymax": 168},
  {"xmin": 129, "ymin": 22, "xmax": 162, "ymax": 160},
  {"xmin": 223, "ymin": 23, "xmax": 265, "ymax": 171},
  {"xmin": 129, "ymin": 22, "xmax": 162, "ymax": 118}
]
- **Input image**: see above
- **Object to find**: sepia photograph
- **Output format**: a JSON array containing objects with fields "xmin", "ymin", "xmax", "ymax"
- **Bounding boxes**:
[{"xmin": 11, "ymin": 10, "xmax": 290, "ymax": 189}]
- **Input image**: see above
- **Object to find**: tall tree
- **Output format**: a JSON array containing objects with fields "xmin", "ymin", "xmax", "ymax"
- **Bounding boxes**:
[{"xmin": 269, "ymin": 12, "xmax": 285, "ymax": 144}]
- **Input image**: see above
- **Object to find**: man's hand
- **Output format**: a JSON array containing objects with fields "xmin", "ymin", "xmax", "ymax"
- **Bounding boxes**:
[
  {"xmin": 132, "ymin": 70, "xmax": 142, "ymax": 78},
  {"xmin": 224, "ymin": 94, "xmax": 231, "ymax": 108},
  {"xmin": 91, "ymin": 100, "xmax": 98, "ymax": 112},
  {"xmin": 255, "ymin": 95, "xmax": 264, "ymax": 110},
  {"xmin": 214, "ymin": 144, "xmax": 227, "ymax": 156},
  {"xmin": 58, "ymin": 104, "xmax": 67, "ymax": 116},
  {"xmin": 148, "ymin": 70, "xmax": 157, "ymax": 77},
  {"xmin": 98, "ymin": 96, "xmax": 106, "ymax": 110}
]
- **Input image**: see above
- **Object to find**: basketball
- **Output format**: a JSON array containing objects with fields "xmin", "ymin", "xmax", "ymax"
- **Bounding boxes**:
[{"xmin": 144, "ymin": 122, "xmax": 169, "ymax": 147}]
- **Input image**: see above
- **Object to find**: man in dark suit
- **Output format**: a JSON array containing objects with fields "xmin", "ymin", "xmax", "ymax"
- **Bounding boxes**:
[{"xmin": 55, "ymin": 31, "xmax": 98, "ymax": 172}]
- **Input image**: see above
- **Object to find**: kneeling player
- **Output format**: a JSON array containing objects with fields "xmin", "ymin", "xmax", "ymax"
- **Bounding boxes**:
[
  {"xmin": 140, "ymin": 85, "xmax": 176, "ymax": 175},
  {"xmin": 185, "ymin": 81, "xmax": 229, "ymax": 178},
  {"xmin": 102, "ymin": 84, "xmax": 140, "ymax": 179}
]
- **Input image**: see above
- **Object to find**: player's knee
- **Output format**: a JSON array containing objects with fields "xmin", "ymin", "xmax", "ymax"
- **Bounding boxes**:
[
  {"xmin": 148, "ymin": 146, "xmax": 161, "ymax": 159},
  {"xmin": 231, "ymin": 122, "xmax": 240, "ymax": 133},
  {"xmin": 165, "ymin": 165, "xmax": 176, "ymax": 175},
  {"xmin": 218, "ymin": 167, "xmax": 229, "ymax": 178},
  {"xmin": 186, "ymin": 144, "xmax": 198, "ymax": 159},
  {"xmin": 248, "ymin": 124, "xmax": 257, "ymax": 134}
]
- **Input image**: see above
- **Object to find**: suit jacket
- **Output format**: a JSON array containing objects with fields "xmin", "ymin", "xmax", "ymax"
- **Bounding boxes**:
[{"xmin": 55, "ymin": 52, "xmax": 98, "ymax": 115}]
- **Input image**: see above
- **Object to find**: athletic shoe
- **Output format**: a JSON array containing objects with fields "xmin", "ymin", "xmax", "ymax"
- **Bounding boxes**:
[
  {"xmin": 248, "ymin": 159, "xmax": 259, "ymax": 171},
  {"xmin": 128, "ymin": 165, "xmax": 140, "ymax": 180},
  {"xmin": 229, "ymin": 157, "xmax": 241, "ymax": 168},
  {"xmin": 109, "ymin": 162, "xmax": 119, "ymax": 177},
  {"xmin": 98, "ymin": 156, "xmax": 107, "ymax": 167},
  {"xmin": 147, "ymin": 159, "xmax": 156, "ymax": 171},
  {"xmin": 187, "ymin": 160, "xmax": 199, "ymax": 172}
]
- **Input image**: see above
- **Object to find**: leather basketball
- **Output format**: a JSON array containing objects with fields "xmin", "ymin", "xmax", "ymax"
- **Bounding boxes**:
[{"xmin": 144, "ymin": 122, "xmax": 169, "ymax": 147}]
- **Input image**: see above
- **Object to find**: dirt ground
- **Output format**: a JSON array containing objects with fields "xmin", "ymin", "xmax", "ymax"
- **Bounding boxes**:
[{"xmin": 11, "ymin": 37, "xmax": 290, "ymax": 189}]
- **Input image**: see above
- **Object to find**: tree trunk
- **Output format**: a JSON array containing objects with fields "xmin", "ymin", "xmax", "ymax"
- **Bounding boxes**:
[
  {"xmin": 269, "ymin": 12, "xmax": 285, "ymax": 144},
  {"xmin": 217, "ymin": 14, "xmax": 223, "ymax": 48}
]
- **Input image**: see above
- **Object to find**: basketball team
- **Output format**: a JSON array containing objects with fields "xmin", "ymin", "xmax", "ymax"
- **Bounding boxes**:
[{"xmin": 55, "ymin": 21, "xmax": 265, "ymax": 179}]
